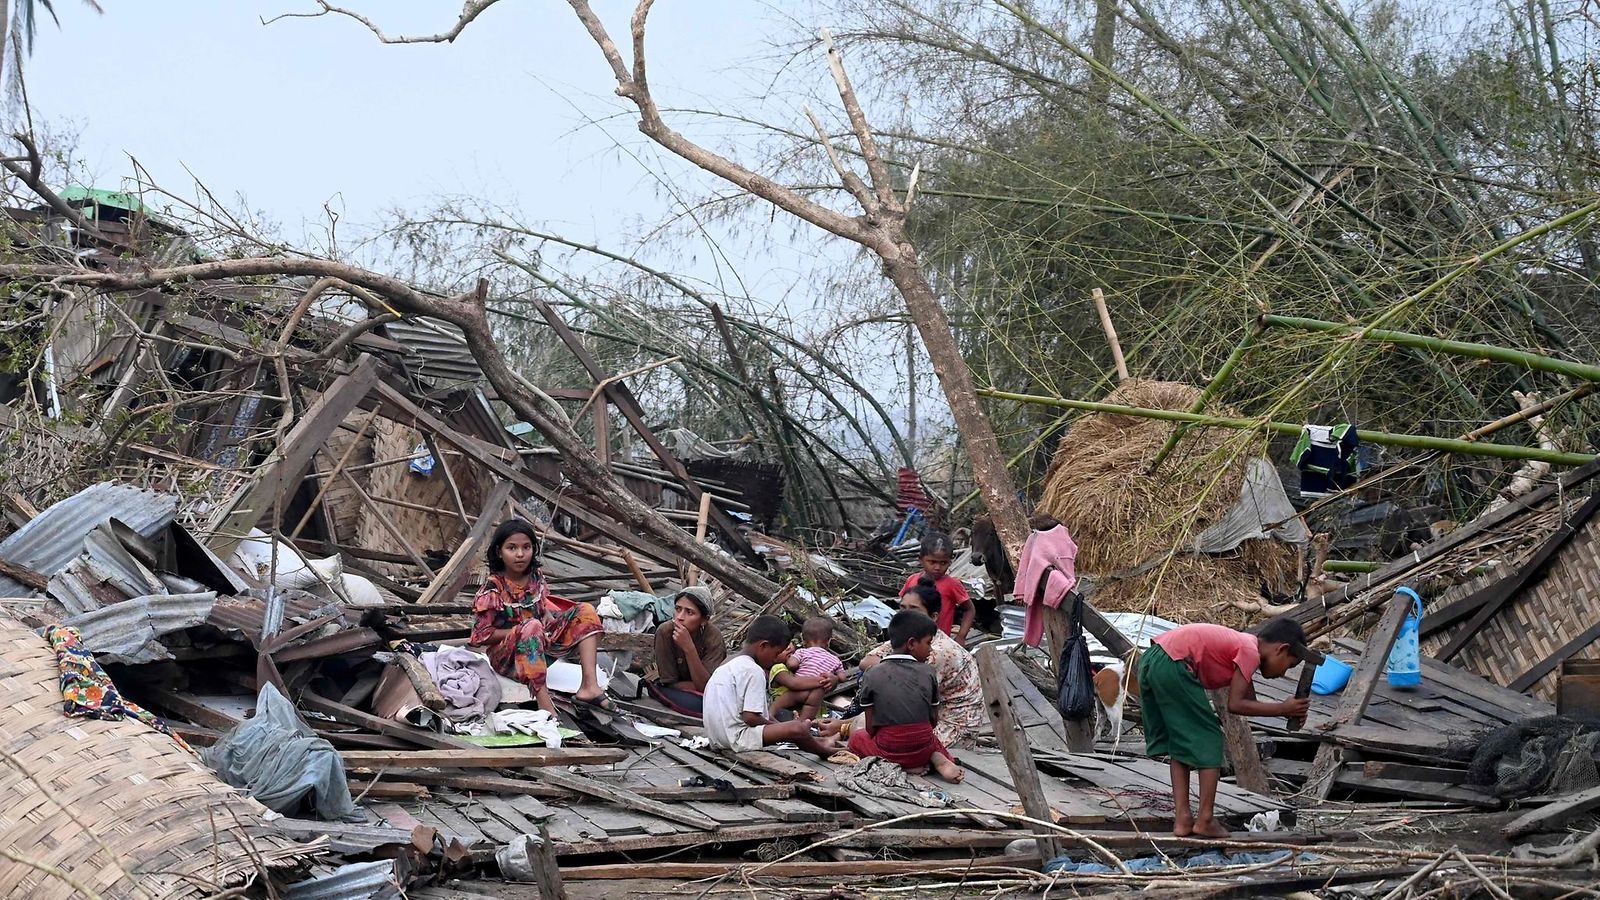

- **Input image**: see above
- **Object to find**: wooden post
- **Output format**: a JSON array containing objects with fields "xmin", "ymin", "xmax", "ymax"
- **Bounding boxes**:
[
  {"xmin": 1090, "ymin": 288, "xmax": 1128, "ymax": 382},
  {"xmin": 1209, "ymin": 689, "xmax": 1271, "ymax": 795},
  {"xmin": 975, "ymin": 645, "xmax": 1062, "ymax": 862},
  {"xmin": 681, "ymin": 491, "xmax": 714, "ymax": 586},
  {"xmin": 1042, "ymin": 607, "xmax": 1094, "ymax": 752},
  {"xmin": 424, "ymin": 433, "xmax": 472, "ymax": 526},
  {"xmin": 620, "ymin": 549, "xmax": 653, "ymax": 592},
  {"xmin": 1301, "ymin": 591, "xmax": 1414, "ymax": 803},
  {"xmin": 532, "ymin": 824, "xmax": 566, "ymax": 899},
  {"xmin": 593, "ymin": 400, "xmax": 611, "ymax": 470},
  {"xmin": 393, "ymin": 652, "xmax": 447, "ymax": 711}
]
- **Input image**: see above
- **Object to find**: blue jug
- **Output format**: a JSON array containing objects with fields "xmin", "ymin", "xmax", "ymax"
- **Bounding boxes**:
[{"xmin": 1385, "ymin": 587, "xmax": 1423, "ymax": 688}]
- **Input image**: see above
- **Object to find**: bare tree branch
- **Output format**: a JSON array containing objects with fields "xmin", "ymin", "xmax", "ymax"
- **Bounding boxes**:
[
  {"xmin": 819, "ymin": 29, "xmax": 895, "ymax": 209},
  {"xmin": 264, "ymin": 0, "xmax": 506, "ymax": 43},
  {"xmin": 1, "ymin": 133, "xmax": 130, "ymax": 252}
]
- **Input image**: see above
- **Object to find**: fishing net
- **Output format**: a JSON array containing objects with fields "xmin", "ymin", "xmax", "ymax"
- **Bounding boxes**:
[{"xmin": 1467, "ymin": 716, "xmax": 1600, "ymax": 799}]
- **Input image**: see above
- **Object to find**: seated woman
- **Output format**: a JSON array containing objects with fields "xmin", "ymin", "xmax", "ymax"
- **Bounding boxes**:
[
  {"xmin": 469, "ymin": 519, "xmax": 611, "ymax": 713},
  {"xmin": 855, "ymin": 578, "xmax": 985, "ymax": 748},
  {"xmin": 645, "ymin": 586, "xmax": 727, "ymax": 716}
]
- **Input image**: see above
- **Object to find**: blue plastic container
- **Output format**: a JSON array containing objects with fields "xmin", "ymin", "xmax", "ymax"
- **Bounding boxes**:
[
  {"xmin": 1310, "ymin": 655, "xmax": 1354, "ymax": 695},
  {"xmin": 1386, "ymin": 586, "xmax": 1423, "ymax": 688}
]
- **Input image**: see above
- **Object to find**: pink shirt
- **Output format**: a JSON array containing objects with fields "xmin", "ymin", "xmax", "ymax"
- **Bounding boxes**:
[
  {"xmin": 901, "ymin": 573, "xmax": 971, "ymax": 635},
  {"xmin": 1153, "ymin": 624, "xmax": 1260, "ymax": 690},
  {"xmin": 789, "ymin": 646, "xmax": 843, "ymax": 679}
]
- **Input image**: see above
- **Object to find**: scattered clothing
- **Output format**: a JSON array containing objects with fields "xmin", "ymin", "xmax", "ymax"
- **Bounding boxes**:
[
  {"xmin": 203, "ymin": 683, "xmax": 361, "ymax": 822},
  {"xmin": 471, "ymin": 573, "xmax": 603, "ymax": 695},
  {"xmin": 1046, "ymin": 849, "xmax": 1301, "ymax": 875},
  {"xmin": 703, "ymin": 654, "xmax": 769, "ymax": 752},
  {"xmin": 600, "ymin": 589, "xmax": 672, "ymax": 623},
  {"xmin": 422, "ymin": 645, "xmax": 502, "ymax": 722},
  {"xmin": 835, "ymin": 755, "xmax": 951, "ymax": 808},
  {"xmin": 490, "ymin": 709, "xmax": 564, "ymax": 748},
  {"xmin": 44, "ymin": 624, "xmax": 190, "ymax": 751},
  {"xmin": 848, "ymin": 722, "xmax": 951, "ymax": 769},
  {"xmin": 1152, "ymin": 622, "xmax": 1260, "ymax": 689},
  {"xmin": 633, "ymin": 723, "xmax": 683, "ymax": 740},
  {"xmin": 1014, "ymin": 524, "xmax": 1079, "ymax": 648},
  {"xmin": 900, "ymin": 572, "xmax": 971, "ymax": 636},
  {"xmin": 789, "ymin": 646, "xmax": 843, "ymax": 680},
  {"xmin": 867, "ymin": 631, "xmax": 984, "ymax": 748},
  {"xmin": 1293, "ymin": 423, "xmax": 1360, "ymax": 497},
  {"xmin": 1139, "ymin": 643, "xmax": 1224, "ymax": 769}
]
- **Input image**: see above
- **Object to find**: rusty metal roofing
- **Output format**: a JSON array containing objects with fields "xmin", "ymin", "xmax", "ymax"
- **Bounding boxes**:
[
  {"xmin": 0, "ymin": 482, "xmax": 176, "ymax": 596},
  {"xmin": 283, "ymin": 860, "xmax": 401, "ymax": 900},
  {"xmin": 384, "ymin": 317, "xmax": 482, "ymax": 387},
  {"xmin": 64, "ymin": 591, "xmax": 218, "ymax": 664}
]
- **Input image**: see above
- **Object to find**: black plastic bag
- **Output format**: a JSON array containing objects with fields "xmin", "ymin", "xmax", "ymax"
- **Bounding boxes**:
[{"xmin": 1057, "ymin": 591, "xmax": 1096, "ymax": 721}]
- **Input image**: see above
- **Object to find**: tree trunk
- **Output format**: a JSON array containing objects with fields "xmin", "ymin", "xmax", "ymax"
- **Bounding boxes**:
[{"xmin": 1091, "ymin": 0, "xmax": 1118, "ymax": 107}]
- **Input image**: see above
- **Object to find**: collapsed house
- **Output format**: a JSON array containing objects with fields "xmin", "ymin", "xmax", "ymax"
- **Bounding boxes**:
[{"xmin": 3, "ymin": 192, "xmax": 1600, "ymax": 899}]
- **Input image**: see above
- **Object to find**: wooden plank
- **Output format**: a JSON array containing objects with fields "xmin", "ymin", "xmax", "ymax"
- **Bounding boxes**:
[
  {"xmin": 550, "ymin": 821, "xmax": 825, "ymax": 858},
  {"xmin": 207, "ymin": 354, "xmax": 380, "ymax": 556},
  {"xmin": 299, "ymin": 690, "xmax": 480, "ymax": 751},
  {"xmin": 1504, "ymin": 784, "xmax": 1600, "ymax": 838},
  {"xmin": 956, "ymin": 751, "xmax": 1112, "ymax": 825},
  {"xmin": 1266, "ymin": 758, "xmax": 1496, "ymax": 806},
  {"xmin": 974, "ymin": 644, "xmax": 1062, "ymax": 859},
  {"xmin": 533, "ymin": 767, "xmax": 720, "ymax": 831},
  {"xmin": 1211, "ymin": 689, "xmax": 1271, "ymax": 795},
  {"xmin": 1333, "ymin": 638, "xmax": 1551, "ymax": 721},
  {"xmin": 341, "ymin": 747, "xmax": 629, "ymax": 768},
  {"xmin": 1000, "ymin": 650, "xmax": 1071, "ymax": 753},
  {"xmin": 1302, "ymin": 589, "xmax": 1415, "ymax": 803},
  {"xmin": 568, "ymin": 803, "xmax": 650, "ymax": 838},
  {"xmin": 413, "ymin": 480, "xmax": 514, "ymax": 607},
  {"xmin": 1437, "ymin": 491, "xmax": 1600, "ymax": 661},
  {"xmin": 477, "ymin": 794, "xmax": 553, "ymax": 836},
  {"xmin": 1360, "ymin": 761, "xmax": 1468, "ymax": 784},
  {"xmin": 531, "ymin": 296, "xmax": 753, "ymax": 557},
  {"xmin": 832, "ymin": 827, "xmax": 1318, "ymax": 851},
  {"xmin": 561, "ymin": 855, "xmax": 1044, "ymax": 880},
  {"xmin": 1510, "ymin": 619, "xmax": 1600, "ymax": 692},
  {"xmin": 752, "ymin": 798, "xmax": 849, "ymax": 823}
]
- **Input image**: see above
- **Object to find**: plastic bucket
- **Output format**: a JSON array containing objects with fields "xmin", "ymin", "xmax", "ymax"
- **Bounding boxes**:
[{"xmin": 1310, "ymin": 655, "xmax": 1354, "ymax": 695}]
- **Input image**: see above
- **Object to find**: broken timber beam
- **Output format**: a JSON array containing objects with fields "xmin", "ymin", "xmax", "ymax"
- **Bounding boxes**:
[
  {"xmin": 975, "ymin": 644, "xmax": 1062, "ymax": 861},
  {"xmin": 530, "ymin": 295, "xmax": 754, "ymax": 557},
  {"xmin": 1300, "ymin": 590, "xmax": 1414, "ymax": 803},
  {"xmin": 413, "ymin": 480, "xmax": 514, "ymax": 606},
  {"xmin": 340, "ymin": 747, "xmax": 628, "ymax": 768},
  {"xmin": 207, "ymin": 353, "xmax": 381, "ymax": 557},
  {"xmin": 532, "ymin": 767, "xmax": 720, "ymax": 831},
  {"xmin": 1210, "ymin": 689, "xmax": 1271, "ymax": 795}
]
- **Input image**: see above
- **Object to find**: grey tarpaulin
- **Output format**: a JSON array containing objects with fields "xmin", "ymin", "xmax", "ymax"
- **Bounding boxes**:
[
  {"xmin": 202, "ymin": 683, "xmax": 363, "ymax": 822},
  {"xmin": 1194, "ymin": 458, "xmax": 1310, "ymax": 552}
]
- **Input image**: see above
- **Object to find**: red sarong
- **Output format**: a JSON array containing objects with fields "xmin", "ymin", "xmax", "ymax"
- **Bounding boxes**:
[{"xmin": 847, "ymin": 722, "xmax": 950, "ymax": 769}]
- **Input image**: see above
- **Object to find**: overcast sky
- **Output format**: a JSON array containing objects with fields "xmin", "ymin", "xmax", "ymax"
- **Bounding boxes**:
[{"xmin": 22, "ymin": 1, "xmax": 854, "ymax": 307}]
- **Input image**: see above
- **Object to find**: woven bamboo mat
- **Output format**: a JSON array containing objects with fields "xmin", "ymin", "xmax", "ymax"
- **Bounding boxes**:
[{"xmin": 0, "ymin": 618, "xmax": 324, "ymax": 898}]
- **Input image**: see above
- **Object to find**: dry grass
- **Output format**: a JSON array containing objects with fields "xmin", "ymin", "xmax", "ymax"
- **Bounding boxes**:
[{"xmin": 1038, "ymin": 379, "xmax": 1298, "ymax": 626}]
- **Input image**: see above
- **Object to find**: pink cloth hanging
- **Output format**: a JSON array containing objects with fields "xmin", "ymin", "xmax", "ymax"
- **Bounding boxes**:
[{"xmin": 1014, "ymin": 524, "xmax": 1079, "ymax": 647}]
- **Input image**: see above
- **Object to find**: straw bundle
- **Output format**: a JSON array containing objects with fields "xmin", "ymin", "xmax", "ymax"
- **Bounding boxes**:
[{"xmin": 1038, "ymin": 380, "xmax": 1297, "ymax": 626}]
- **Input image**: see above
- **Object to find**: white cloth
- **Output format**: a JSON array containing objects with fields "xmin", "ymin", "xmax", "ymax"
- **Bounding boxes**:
[
  {"xmin": 703, "ymin": 654, "xmax": 768, "ymax": 752},
  {"xmin": 490, "ymin": 709, "xmax": 563, "ymax": 748}
]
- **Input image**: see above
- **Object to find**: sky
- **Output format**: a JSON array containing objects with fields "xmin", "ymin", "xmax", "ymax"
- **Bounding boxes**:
[{"xmin": 21, "ymin": 1, "xmax": 852, "ymax": 307}]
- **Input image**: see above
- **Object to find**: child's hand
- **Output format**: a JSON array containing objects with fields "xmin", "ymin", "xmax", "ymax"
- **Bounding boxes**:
[{"xmin": 1282, "ymin": 697, "xmax": 1311, "ymax": 719}]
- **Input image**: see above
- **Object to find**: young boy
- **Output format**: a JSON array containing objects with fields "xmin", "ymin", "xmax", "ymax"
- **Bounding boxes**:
[
  {"xmin": 703, "ymin": 614, "xmax": 843, "ymax": 758},
  {"xmin": 1139, "ymin": 616, "xmax": 1312, "ymax": 838},
  {"xmin": 769, "ymin": 617, "xmax": 844, "ymax": 721},
  {"xmin": 847, "ymin": 610, "xmax": 964, "ymax": 783}
]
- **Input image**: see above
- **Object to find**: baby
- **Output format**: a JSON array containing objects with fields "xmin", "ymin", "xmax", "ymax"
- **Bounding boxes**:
[{"xmin": 768, "ymin": 617, "xmax": 844, "ymax": 721}]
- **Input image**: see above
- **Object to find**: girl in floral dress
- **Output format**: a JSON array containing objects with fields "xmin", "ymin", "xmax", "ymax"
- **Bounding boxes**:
[{"xmin": 470, "ymin": 519, "xmax": 610, "ymax": 713}]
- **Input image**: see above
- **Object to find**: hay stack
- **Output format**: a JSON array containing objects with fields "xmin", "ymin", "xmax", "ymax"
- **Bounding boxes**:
[{"xmin": 1038, "ymin": 379, "xmax": 1297, "ymax": 625}]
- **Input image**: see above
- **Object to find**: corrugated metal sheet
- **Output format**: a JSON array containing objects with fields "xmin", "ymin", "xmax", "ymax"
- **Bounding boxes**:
[
  {"xmin": 283, "ymin": 860, "xmax": 401, "ymax": 900},
  {"xmin": 63, "ymin": 591, "xmax": 217, "ymax": 664},
  {"xmin": 46, "ymin": 522, "xmax": 168, "ymax": 614},
  {"xmin": 207, "ymin": 591, "xmax": 342, "ymax": 636},
  {"xmin": 0, "ymin": 482, "xmax": 176, "ymax": 595},
  {"xmin": 385, "ymin": 317, "xmax": 482, "ymax": 387}
]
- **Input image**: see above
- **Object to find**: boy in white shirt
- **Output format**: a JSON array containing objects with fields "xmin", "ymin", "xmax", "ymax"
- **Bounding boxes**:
[{"xmin": 703, "ymin": 614, "xmax": 843, "ymax": 757}]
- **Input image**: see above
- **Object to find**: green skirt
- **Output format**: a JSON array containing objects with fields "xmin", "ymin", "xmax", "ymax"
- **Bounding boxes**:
[{"xmin": 1138, "ymin": 644, "xmax": 1224, "ymax": 769}]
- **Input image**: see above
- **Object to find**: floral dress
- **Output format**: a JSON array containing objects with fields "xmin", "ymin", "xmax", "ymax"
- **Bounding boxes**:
[
  {"xmin": 471, "ymin": 573, "xmax": 604, "ymax": 694},
  {"xmin": 867, "ymin": 630, "xmax": 984, "ymax": 748}
]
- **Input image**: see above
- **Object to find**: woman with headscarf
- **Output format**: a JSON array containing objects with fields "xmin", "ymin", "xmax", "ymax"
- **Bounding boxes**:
[
  {"xmin": 644, "ymin": 586, "xmax": 728, "ymax": 715},
  {"xmin": 469, "ymin": 519, "xmax": 610, "ymax": 713}
]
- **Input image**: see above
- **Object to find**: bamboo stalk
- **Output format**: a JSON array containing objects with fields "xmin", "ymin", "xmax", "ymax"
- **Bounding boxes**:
[
  {"xmin": 1262, "ymin": 314, "xmax": 1600, "ymax": 382},
  {"xmin": 976, "ymin": 388, "xmax": 1597, "ymax": 466},
  {"xmin": 1090, "ymin": 288, "xmax": 1128, "ymax": 382},
  {"xmin": 1147, "ymin": 324, "xmax": 1263, "ymax": 474}
]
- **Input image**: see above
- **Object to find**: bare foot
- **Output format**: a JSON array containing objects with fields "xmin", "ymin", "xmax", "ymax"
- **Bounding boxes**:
[
  {"xmin": 1172, "ymin": 815, "xmax": 1194, "ymax": 838},
  {"xmin": 931, "ymin": 754, "xmax": 965, "ymax": 783},
  {"xmin": 1193, "ymin": 817, "xmax": 1230, "ymax": 839}
]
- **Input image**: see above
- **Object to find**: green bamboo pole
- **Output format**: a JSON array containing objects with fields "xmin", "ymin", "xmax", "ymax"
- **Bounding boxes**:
[
  {"xmin": 975, "ymin": 388, "xmax": 1598, "ymax": 467},
  {"xmin": 1147, "ymin": 324, "xmax": 1264, "ymax": 474},
  {"xmin": 1324, "ymin": 560, "xmax": 1382, "ymax": 574},
  {"xmin": 1260, "ymin": 314, "xmax": 1600, "ymax": 382}
]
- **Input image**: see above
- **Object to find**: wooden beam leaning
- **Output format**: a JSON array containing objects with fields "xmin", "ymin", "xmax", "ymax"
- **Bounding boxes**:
[
  {"xmin": 1210, "ymin": 689, "xmax": 1271, "ymax": 795},
  {"xmin": 414, "ymin": 480, "xmax": 514, "ymax": 606},
  {"xmin": 207, "ymin": 353, "xmax": 381, "ymax": 557},
  {"xmin": 530, "ymin": 295, "xmax": 754, "ymax": 557},
  {"xmin": 1300, "ymin": 591, "xmax": 1415, "ymax": 803},
  {"xmin": 974, "ymin": 644, "xmax": 1061, "ymax": 861}
]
